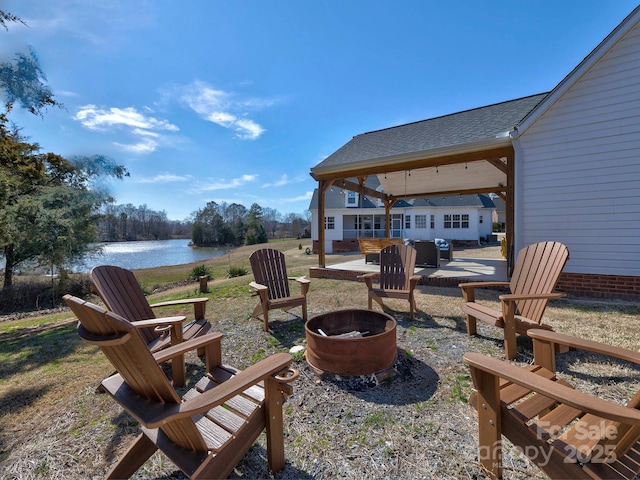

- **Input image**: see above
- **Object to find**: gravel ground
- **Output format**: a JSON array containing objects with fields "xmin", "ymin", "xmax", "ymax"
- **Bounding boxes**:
[{"xmin": 2, "ymin": 244, "xmax": 639, "ymax": 479}]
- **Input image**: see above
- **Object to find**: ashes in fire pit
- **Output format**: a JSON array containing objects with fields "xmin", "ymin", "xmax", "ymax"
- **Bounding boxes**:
[{"xmin": 305, "ymin": 309, "xmax": 397, "ymax": 376}]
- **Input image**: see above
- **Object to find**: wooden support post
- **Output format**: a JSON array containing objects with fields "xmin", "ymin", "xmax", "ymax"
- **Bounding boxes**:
[
  {"xmin": 469, "ymin": 367, "xmax": 502, "ymax": 480},
  {"xmin": 199, "ymin": 275, "xmax": 209, "ymax": 293},
  {"xmin": 264, "ymin": 377, "xmax": 286, "ymax": 473},
  {"xmin": 532, "ymin": 336, "xmax": 556, "ymax": 372},
  {"xmin": 170, "ymin": 323, "xmax": 185, "ymax": 387},
  {"xmin": 501, "ymin": 299, "xmax": 517, "ymax": 361}
]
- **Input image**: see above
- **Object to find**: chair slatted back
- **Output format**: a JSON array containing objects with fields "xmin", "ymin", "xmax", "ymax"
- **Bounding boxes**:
[
  {"xmin": 250, "ymin": 248, "xmax": 291, "ymax": 300},
  {"xmin": 510, "ymin": 241, "xmax": 569, "ymax": 323},
  {"xmin": 379, "ymin": 244, "xmax": 417, "ymax": 291},
  {"xmin": 91, "ymin": 265, "xmax": 158, "ymax": 344},
  {"xmin": 64, "ymin": 295, "xmax": 208, "ymax": 452}
]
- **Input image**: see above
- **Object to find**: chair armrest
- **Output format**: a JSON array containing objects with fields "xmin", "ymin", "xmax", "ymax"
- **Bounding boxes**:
[
  {"xmin": 291, "ymin": 276, "xmax": 311, "ymax": 296},
  {"xmin": 409, "ymin": 275, "xmax": 421, "ymax": 290},
  {"xmin": 150, "ymin": 297, "xmax": 209, "ymax": 319},
  {"xmin": 499, "ymin": 292, "xmax": 565, "ymax": 302},
  {"xmin": 249, "ymin": 281, "xmax": 268, "ymax": 292},
  {"xmin": 358, "ymin": 272, "xmax": 377, "ymax": 289},
  {"xmin": 131, "ymin": 316, "xmax": 186, "ymax": 329},
  {"xmin": 141, "ymin": 353, "xmax": 294, "ymax": 427},
  {"xmin": 464, "ymin": 352, "xmax": 640, "ymax": 425},
  {"xmin": 528, "ymin": 329, "xmax": 640, "ymax": 365},
  {"xmin": 152, "ymin": 331, "xmax": 224, "ymax": 363},
  {"xmin": 459, "ymin": 281, "xmax": 509, "ymax": 302},
  {"xmin": 459, "ymin": 281, "xmax": 510, "ymax": 290},
  {"xmin": 290, "ymin": 276, "xmax": 311, "ymax": 285}
]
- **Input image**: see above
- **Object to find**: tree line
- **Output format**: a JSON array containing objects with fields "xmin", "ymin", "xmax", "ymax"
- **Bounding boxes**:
[
  {"xmin": 187, "ymin": 201, "xmax": 309, "ymax": 247},
  {"xmin": 94, "ymin": 201, "xmax": 309, "ymax": 246}
]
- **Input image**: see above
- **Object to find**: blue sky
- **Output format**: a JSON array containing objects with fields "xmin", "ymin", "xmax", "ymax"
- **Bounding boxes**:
[{"xmin": 3, "ymin": 1, "xmax": 638, "ymax": 221}]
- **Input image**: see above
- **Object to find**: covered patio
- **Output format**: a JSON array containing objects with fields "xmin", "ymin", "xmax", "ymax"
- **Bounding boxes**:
[{"xmin": 309, "ymin": 93, "xmax": 548, "ymax": 277}]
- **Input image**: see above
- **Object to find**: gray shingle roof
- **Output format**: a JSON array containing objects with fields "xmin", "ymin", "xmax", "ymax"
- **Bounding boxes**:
[
  {"xmin": 308, "ymin": 188, "xmax": 495, "ymax": 210},
  {"xmin": 314, "ymin": 93, "xmax": 548, "ymax": 171}
]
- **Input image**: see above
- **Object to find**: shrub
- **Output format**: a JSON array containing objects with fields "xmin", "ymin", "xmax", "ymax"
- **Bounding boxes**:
[
  {"xmin": 189, "ymin": 265, "xmax": 212, "ymax": 281},
  {"xmin": 226, "ymin": 266, "xmax": 249, "ymax": 278}
]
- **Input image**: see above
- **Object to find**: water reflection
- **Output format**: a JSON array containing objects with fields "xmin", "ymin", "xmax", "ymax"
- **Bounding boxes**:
[{"xmin": 71, "ymin": 239, "xmax": 229, "ymax": 273}]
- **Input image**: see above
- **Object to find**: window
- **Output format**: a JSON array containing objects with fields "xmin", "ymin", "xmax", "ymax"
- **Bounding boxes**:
[
  {"xmin": 479, "ymin": 215, "xmax": 483, "ymax": 224},
  {"xmin": 325, "ymin": 216, "xmax": 335, "ymax": 230},
  {"xmin": 430, "ymin": 214, "xmax": 434, "ymax": 229},
  {"xmin": 415, "ymin": 214, "xmax": 427, "ymax": 229},
  {"xmin": 347, "ymin": 191, "xmax": 357, "ymax": 206},
  {"xmin": 405, "ymin": 215, "xmax": 411, "ymax": 229},
  {"xmin": 444, "ymin": 213, "xmax": 468, "ymax": 229}
]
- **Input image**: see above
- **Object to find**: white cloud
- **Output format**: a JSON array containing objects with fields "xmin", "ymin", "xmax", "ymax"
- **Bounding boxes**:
[
  {"xmin": 199, "ymin": 174, "xmax": 258, "ymax": 191},
  {"xmin": 114, "ymin": 139, "xmax": 157, "ymax": 154},
  {"xmin": 73, "ymin": 104, "xmax": 178, "ymax": 154},
  {"xmin": 181, "ymin": 81, "xmax": 268, "ymax": 140},
  {"xmin": 234, "ymin": 119, "xmax": 264, "ymax": 140},
  {"xmin": 262, "ymin": 173, "xmax": 310, "ymax": 188},
  {"xmin": 262, "ymin": 174, "xmax": 290, "ymax": 188},
  {"xmin": 281, "ymin": 191, "xmax": 314, "ymax": 203},
  {"xmin": 74, "ymin": 105, "xmax": 178, "ymax": 132},
  {"xmin": 138, "ymin": 173, "xmax": 192, "ymax": 184}
]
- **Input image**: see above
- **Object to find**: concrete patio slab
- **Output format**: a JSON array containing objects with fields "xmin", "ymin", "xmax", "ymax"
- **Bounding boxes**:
[{"xmin": 309, "ymin": 256, "xmax": 508, "ymax": 286}]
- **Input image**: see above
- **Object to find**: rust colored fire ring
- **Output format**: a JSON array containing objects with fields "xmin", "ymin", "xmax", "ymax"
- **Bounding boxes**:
[{"xmin": 305, "ymin": 309, "xmax": 397, "ymax": 376}]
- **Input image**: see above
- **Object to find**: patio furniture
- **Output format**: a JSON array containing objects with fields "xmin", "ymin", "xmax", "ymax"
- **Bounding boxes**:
[
  {"xmin": 64, "ymin": 294, "xmax": 297, "ymax": 480},
  {"xmin": 459, "ymin": 241, "xmax": 569, "ymax": 360},
  {"xmin": 361, "ymin": 243, "xmax": 420, "ymax": 320},
  {"xmin": 464, "ymin": 328, "xmax": 640, "ymax": 480},
  {"xmin": 436, "ymin": 239, "xmax": 453, "ymax": 260},
  {"xmin": 358, "ymin": 237, "xmax": 403, "ymax": 263},
  {"xmin": 414, "ymin": 240, "xmax": 440, "ymax": 267},
  {"xmin": 90, "ymin": 265, "xmax": 211, "ymax": 387},
  {"xmin": 249, "ymin": 248, "xmax": 310, "ymax": 331}
]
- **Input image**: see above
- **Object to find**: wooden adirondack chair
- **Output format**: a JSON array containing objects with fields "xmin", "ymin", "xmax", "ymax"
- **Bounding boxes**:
[
  {"xmin": 464, "ymin": 329, "xmax": 640, "ymax": 480},
  {"xmin": 459, "ymin": 241, "xmax": 569, "ymax": 359},
  {"xmin": 64, "ymin": 294, "xmax": 298, "ymax": 480},
  {"xmin": 361, "ymin": 244, "xmax": 421, "ymax": 320},
  {"xmin": 90, "ymin": 265, "xmax": 212, "ymax": 386},
  {"xmin": 249, "ymin": 248, "xmax": 310, "ymax": 331}
]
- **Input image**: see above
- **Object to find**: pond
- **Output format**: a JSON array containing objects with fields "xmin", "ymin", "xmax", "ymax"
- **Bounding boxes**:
[{"xmin": 69, "ymin": 239, "xmax": 229, "ymax": 273}]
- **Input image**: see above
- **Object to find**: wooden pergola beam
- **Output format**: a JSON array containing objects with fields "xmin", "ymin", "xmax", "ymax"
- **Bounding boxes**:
[
  {"xmin": 311, "ymin": 145, "xmax": 516, "ymax": 275},
  {"xmin": 310, "ymin": 147, "xmax": 513, "ymax": 182},
  {"xmin": 336, "ymin": 178, "xmax": 386, "ymax": 200}
]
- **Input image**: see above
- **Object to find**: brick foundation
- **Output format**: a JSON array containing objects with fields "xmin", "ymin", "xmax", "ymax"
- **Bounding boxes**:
[{"xmin": 556, "ymin": 272, "xmax": 640, "ymax": 301}]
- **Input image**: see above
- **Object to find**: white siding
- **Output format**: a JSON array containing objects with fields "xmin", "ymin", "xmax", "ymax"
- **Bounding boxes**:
[{"xmin": 517, "ymin": 24, "xmax": 640, "ymax": 276}]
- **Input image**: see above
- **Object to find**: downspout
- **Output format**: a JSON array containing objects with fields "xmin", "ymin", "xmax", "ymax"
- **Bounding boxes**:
[{"xmin": 510, "ymin": 128, "xmax": 524, "ymax": 256}]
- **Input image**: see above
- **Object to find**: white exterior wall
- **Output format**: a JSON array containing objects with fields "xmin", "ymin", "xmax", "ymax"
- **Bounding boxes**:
[
  {"xmin": 404, "ymin": 209, "xmax": 432, "ymax": 241},
  {"xmin": 515, "ymin": 24, "xmax": 640, "ymax": 276},
  {"xmin": 310, "ymin": 209, "xmax": 344, "ymax": 254},
  {"xmin": 430, "ymin": 207, "xmax": 485, "ymax": 242},
  {"xmin": 312, "ymin": 207, "xmax": 491, "ymax": 246},
  {"xmin": 478, "ymin": 208, "xmax": 494, "ymax": 238}
]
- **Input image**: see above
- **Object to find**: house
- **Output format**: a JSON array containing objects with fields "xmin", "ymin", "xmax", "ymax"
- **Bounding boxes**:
[
  {"xmin": 309, "ymin": 6, "xmax": 640, "ymax": 299},
  {"xmin": 491, "ymin": 196, "xmax": 506, "ymax": 232},
  {"xmin": 308, "ymin": 177, "xmax": 495, "ymax": 253}
]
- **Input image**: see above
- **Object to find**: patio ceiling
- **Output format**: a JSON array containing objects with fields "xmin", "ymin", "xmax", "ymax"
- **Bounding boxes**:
[{"xmin": 311, "ymin": 144, "xmax": 513, "ymax": 201}]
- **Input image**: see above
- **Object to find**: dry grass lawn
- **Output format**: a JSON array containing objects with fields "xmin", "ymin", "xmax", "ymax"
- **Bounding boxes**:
[{"xmin": 1, "ymin": 240, "xmax": 639, "ymax": 479}]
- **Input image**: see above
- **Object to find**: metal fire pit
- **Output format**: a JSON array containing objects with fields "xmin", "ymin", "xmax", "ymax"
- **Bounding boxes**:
[{"xmin": 305, "ymin": 309, "xmax": 397, "ymax": 376}]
